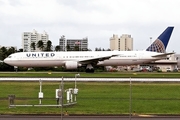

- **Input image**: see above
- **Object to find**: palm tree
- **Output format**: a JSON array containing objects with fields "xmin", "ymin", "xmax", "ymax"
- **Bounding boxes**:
[
  {"xmin": 46, "ymin": 40, "xmax": 52, "ymax": 51},
  {"xmin": 37, "ymin": 40, "xmax": 44, "ymax": 51},
  {"xmin": 30, "ymin": 42, "xmax": 36, "ymax": 51}
]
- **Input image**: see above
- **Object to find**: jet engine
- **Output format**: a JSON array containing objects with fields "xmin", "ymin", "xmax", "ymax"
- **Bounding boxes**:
[{"xmin": 65, "ymin": 61, "xmax": 78, "ymax": 70}]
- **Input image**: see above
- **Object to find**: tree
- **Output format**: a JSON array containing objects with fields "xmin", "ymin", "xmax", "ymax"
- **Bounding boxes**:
[
  {"xmin": 66, "ymin": 44, "xmax": 71, "ymax": 51},
  {"xmin": 37, "ymin": 40, "xmax": 44, "ymax": 51},
  {"xmin": 45, "ymin": 40, "xmax": 52, "ymax": 51},
  {"xmin": 0, "ymin": 47, "xmax": 7, "ymax": 59},
  {"xmin": 74, "ymin": 45, "xmax": 80, "ymax": 51},
  {"xmin": 18, "ymin": 48, "xmax": 23, "ymax": 52},
  {"xmin": 0, "ymin": 49, "xmax": 3, "ymax": 60},
  {"xmin": 55, "ymin": 45, "xmax": 60, "ymax": 51},
  {"xmin": 7, "ymin": 47, "xmax": 16, "ymax": 56},
  {"xmin": 1, "ymin": 46, "xmax": 7, "ymax": 53},
  {"xmin": 0, "ymin": 47, "xmax": 15, "ymax": 71},
  {"xmin": 30, "ymin": 42, "xmax": 36, "ymax": 51},
  {"xmin": 95, "ymin": 47, "xmax": 111, "ymax": 51},
  {"xmin": 95, "ymin": 47, "xmax": 102, "ymax": 51},
  {"xmin": 98, "ymin": 48, "xmax": 102, "ymax": 51}
]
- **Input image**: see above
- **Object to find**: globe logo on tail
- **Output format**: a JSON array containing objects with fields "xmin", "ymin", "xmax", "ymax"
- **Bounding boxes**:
[{"xmin": 146, "ymin": 39, "xmax": 165, "ymax": 53}]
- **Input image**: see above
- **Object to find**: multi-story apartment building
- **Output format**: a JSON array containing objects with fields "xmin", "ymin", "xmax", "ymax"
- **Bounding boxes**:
[
  {"xmin": 22, "ymin": 29, "xmax": 49, "ymax": 52},
  {"xmin": 110, "ymin": 34, "xmax": 133, "ymax": 51},
  {"xmin": 59, "ymin": 36, "xmax": 88, "ymax": 51}
]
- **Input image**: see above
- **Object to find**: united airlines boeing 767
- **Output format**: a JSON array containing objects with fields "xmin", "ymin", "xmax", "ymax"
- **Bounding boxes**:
[{"xmin": 4, "ymin": 27, "xmax": 174, "ymax": 72}]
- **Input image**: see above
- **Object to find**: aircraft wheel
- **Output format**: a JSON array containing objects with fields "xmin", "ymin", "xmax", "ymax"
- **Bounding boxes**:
[{"xmin": 86, "ymin": 68, "xmax": 94, "ymax": 73}]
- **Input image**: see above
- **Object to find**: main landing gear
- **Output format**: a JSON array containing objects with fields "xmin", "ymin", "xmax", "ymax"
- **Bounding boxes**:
[
  {"xmin": 14, "ymin": 66, "xmax": 18, "ymax": 72},
  {"xmin": 85, "ymin": 68, "xmax": 94, "ymax": 73},
  {"xmin": 85, "ymin": 64, "xmax": 94, "ymax": 73}
]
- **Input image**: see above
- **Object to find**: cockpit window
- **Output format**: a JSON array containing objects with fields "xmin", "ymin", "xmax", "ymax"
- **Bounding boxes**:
[{"xmin": 8, "ymin": 56, "xmax": 12, "ymax": 58}]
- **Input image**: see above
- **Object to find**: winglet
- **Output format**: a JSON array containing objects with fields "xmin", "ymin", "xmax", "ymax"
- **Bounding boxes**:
[{"xmin": 146, "ymin": 27, "xmax": 174, "ymax": 53}]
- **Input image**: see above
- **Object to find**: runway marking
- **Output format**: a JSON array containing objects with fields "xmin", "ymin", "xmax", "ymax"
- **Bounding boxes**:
[{"xmin": 138, "ymin": 114, "xmax": 155, "ymax": 117}]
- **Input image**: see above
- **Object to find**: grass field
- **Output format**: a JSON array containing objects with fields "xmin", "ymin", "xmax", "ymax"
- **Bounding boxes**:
[
  {"xmin": 0, "ymin": 71, "xmax": 180, "ymax": 78},
  {"xmin": 1, "ymin": 81, "xmax": 180, "ymax": 115}
]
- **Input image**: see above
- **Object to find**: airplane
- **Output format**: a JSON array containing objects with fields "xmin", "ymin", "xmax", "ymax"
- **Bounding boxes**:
[{"xmin": 4, "ymin": 27, "xmax": 174, "ymax": 73}]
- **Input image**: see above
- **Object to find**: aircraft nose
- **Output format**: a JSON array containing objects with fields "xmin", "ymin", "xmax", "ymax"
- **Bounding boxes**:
[{"xmin": 3, "ymin": 58, "xmax": 9, "ymax": 64}]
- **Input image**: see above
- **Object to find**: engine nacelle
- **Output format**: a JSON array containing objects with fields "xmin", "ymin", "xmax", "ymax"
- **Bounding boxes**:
[{"xmin": 65, "ymin": 61, "xmax": 78, "ymax": 70}]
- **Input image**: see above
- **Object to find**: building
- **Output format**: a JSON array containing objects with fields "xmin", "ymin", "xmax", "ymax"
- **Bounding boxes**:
[
  {"xmin": 174, "ymin": 54, "xmax": 180, "ymax": 69},
  {"xmin": 146, "ymin": 54, "xmax": 178, "ymax": 72},
  {"xmin": 59, "ymin": 36, "xmax": 88, "ymax": 51},
  {"xmin": 22, "ymin": 29, "xmax": 49, "ymax": 52},
  {"xmin": 110, "ymin": 34, "xmax": 133, "ymax": 51}
]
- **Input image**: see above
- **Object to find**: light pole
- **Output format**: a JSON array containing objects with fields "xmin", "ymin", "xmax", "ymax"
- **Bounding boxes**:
[
  {"xmin": 39, "ymin": 79, "xmax": 43, "ymax": 105},
  {"xmin": 74, "ymin": 73, "xmax": 80, "ymax": 102},
  {"xmin": 75, "ymin": 73, "xmax": 80, "ymax": 89},
  {"xmin": 150, "ymin": 37, "xmax": 152, "ymax": 44},
  {"xmin": 60, "ymin": 77, "xmax": 64, "ymax": 120},
  {"xmin": 129, "ymin": 77, "xmax": 132, "ymax": 120}
]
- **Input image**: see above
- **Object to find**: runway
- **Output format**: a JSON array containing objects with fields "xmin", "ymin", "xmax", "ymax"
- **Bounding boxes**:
[
  {"xmin": 0, "ymin": 77, "xmax": 180, "ymax": 82},
  {"xmin": 1, "ymin": 115, "xmax": 180, "ymax": 120}
]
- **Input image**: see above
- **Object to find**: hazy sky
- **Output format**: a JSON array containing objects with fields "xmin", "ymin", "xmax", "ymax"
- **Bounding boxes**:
[{"xmin": 0, "ymin": 0, "xmax": 180, "ymax": 52}]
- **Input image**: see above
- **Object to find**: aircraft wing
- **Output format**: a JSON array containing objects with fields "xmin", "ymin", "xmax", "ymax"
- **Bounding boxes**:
[
  {"xmin": 79, "ymin": 55, "xmax": 117, "ymax": 64},
  {"xmin": 152, "ymin": 52, "xmax": 175, "ymax": 57}
]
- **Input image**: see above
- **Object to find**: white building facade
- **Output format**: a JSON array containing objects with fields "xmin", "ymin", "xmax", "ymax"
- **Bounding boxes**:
[
  {"xmin": 110, "ymin": 34, "xmax": 133, "ymax": 51},
  {"xmin": 59, "ymin": 36, "xmax": 88, "ymax": 51},
  {"xmin": 22, "ymin": 29, "xmax": 49, "ymax": 52}
]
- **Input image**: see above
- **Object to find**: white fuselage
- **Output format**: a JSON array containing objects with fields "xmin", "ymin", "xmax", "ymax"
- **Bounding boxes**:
[{"xmin": 4, "ymin": 51, "xmax": 165, "ymax": 68}]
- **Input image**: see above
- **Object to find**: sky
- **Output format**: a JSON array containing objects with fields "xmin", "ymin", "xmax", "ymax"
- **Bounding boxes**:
[{"xmin": 0, "ymin": 0, "xmax": 180, "ymax": 53}]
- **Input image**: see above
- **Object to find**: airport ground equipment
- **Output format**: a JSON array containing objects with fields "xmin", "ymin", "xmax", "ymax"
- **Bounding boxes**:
[{"xmin": 8, "ymin": 77, "xmax": 78, "ymax": 108}]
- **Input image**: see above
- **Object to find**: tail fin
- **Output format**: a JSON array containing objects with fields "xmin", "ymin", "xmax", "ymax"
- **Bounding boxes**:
[{"xmin": 146, "ymin": 27, "xmax": 174, "ymax": 53}]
